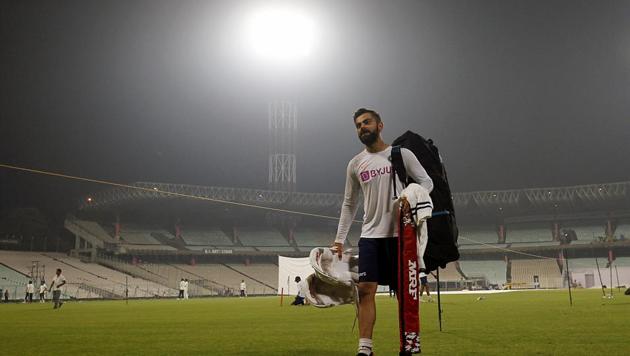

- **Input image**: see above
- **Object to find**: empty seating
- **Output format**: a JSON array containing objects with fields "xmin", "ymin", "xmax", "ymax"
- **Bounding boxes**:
[
  {"xmin": 225, "ymin": 263, "xmax": 278, "ymax": 289},
  {"xmin": 426, "ymin": 262, "xmax": 464, "ymax": 282},
  {"xmin": 0, "ymin": 251, "xmax": 176, "ymax": 299},
  {"xmin": 174, "ymin": 264, "xmax": 275, "ymax": 295},
  {"xmin": 509, "ymin": 241, "xmax": 559, "ymax": 248},
  {"xmin": 120, "ymin": 244, "xmax": 177, "ymax": 252},
  {"xmin": 459, "ymin": 260, "xmax": 507, "ymax": 285},
  {"xmin": 459, "ymin": 226, "xmax": 498, "ymax": 244},
  {"xmin": 293, "ymin": 228, "xmax": 334, "ymax": 247},
  {"xmin": 510, "ymin": 259, "xmax": 562, "ymax": 289},
  {"xmin": 0, "ymin": 263, "xmax": 30, "ymax": 300},
  {"xmin": 616, "ymin": 223, "xmax": 630, "ymax": 239},
  {"xmin": 566, "ymin": 224, "xmax": 605, "ymax": 241},
  {"xmin": 119, "ymin": 228, "xmax": 160, "ymax": 245},
  {"xmin": 256, "ymin": 247, "xmax": 297, "ymax": 252},
  {"xmin": 507, "ymin": 223, "xmax": 552, "ymax": 242},
  {"xmin": 181, "ymin": 229, "xmax": 232, "ymax": 246},
  {"xmin": 236, "ymin": 228, "xmax": 288, "ymax": 247}
]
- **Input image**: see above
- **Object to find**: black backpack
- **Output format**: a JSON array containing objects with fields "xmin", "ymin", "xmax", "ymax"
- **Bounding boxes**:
[{"xmin": 391, "ymin": 131, "xmax": 459, "ymax": 272}]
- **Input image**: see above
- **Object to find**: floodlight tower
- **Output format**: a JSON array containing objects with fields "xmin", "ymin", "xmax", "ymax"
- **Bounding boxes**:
[
  {"xmin": 241, "ymin": 5, "xmax": 317, "ymax": 192},
  {"xmin": 268, "ymin": 101, "xmax": 297, "ymax": 192}
]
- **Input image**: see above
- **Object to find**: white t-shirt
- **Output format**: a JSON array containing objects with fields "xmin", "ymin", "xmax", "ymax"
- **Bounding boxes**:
[
  {"xmin": 335, "ymin": 146, "xmax": 433, "ymax": 242},
  {"xmin": 184, "ymin": 281, "xmax": 189, "ymax": 291},
  {"xmin": 26, "ymin": 284, "xmax": 35, "ymax": 293},
  {"xmin": 240, "ymin": 282, "xmax": 246, "ymax": 291},
  {"xmin": 39, "ymin": 284, "xmax": 47, "ymax": 294},
  {"xmin": 51, "ymin": 274, "xmax": 66, "ymax": 291},
  {"xmin": 296, "ymin": 281, "xmax": 307, "ymax": 298},
  {"xmin": 179, "ymin": 280, "xmax": 186, "ymax": 290}
]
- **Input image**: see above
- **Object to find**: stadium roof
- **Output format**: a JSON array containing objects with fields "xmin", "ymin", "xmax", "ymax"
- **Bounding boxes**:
[{"xmin": 78, "ymin": 181, "xmax": 630, "ymax": 220}]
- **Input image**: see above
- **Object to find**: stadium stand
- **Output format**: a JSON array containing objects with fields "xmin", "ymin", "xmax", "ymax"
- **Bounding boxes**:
[
  {"xmin": 255, "ymin": 246, "xmax": 297, "ymax": 252},
  {"xmin": 0, "ymin": 263, "xmax": 30, "ymax": 300},
  {"xmin": 507, "ymin": 223, "xmax": 552, "ymax": 242},
  {"xmin": 186, "ymin": 245, "xmax": 257, "ymax": 252},
  {"xmin": 175, "ymin": 264, "xmax": 276, "ymax": 295},
  {"xmin": 509, "ymin": 241, "xmax": 559, "ymax": 248},
  {"xmin": 96, "ymin": 256, "xmax": 208, "ymax": 296},
  {"xmin": 424, "ymin": 262, "xmax": 465, "ymax": 290},
  {"xmin": 181, "ymin": 229, "xmax": 233, "ymax": 246},
  {"xmin": 236, "ymin": 228, "xmax": 288, "ymax": 247},
  {"xmin": 225, "ymin": 263, "xmax": 278, "ymax": 289},
  {"xmin": 293, "ymin": 228, "xmax": 334, "ymax": 248},
  {"xmin": 427, "ymin": 262, "xmax": 464, "ymax": 282},
  {"xmin": 458, "ymin": 243, "xmax": 508, "ymax": 251},
  {"xmin": 510, "ymin": 259, "xmax": 562, "ymax": 289},
  {"xmin": 119, "ymin": 226, "xmax": 161, "ymax": 245},
  {"xmin": 458, "ymin": 260, "xmax": 507, "ymax": 285},
  {"xmin": 0, "ymin": 251, "xmax": 177, "ymax": 299},
  {"xmin": 50, "ymin": 254, "xmax": 175, "ymax": 298},
  {"xmin": 119, "ymin": 244, "xmax": 178, "ymax": 252},
  {"xmin": 566, "ymin": 223, "xmax": 605, "ymax": 241},
  {"xmin": 616, "ymin": 223, "xmax": 630, "ymax": 239},
  {"xmin": 565, "ymin": 257, "xmax": 630, "ymax": 288},
  {"xmin": 458, "ymin": 226, "xmax": 497, "ymax": 244},
  {"xmin": 64, "ymin": 217, "xmax": 116, "ymax": 248}
]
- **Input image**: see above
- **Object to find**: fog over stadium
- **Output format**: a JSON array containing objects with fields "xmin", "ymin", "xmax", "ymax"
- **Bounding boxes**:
[
  {"xmin": 1, "ymin": 0, "xmax": 629, "ymax": 216},
  {"xmin": 1, "ymin": 3, "xmax": 630, "ymax": 354}
]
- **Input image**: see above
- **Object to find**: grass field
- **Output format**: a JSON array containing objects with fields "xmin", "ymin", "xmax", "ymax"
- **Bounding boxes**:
[{"xmin": 1, "ymin": 289, "xmax": 628, "ymax": 355}]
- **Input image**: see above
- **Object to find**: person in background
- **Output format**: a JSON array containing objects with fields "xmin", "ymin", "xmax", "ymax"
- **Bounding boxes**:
[
  {"xmin": 239, "ymin": 280, "xmax": 247, "ymax": 298},
  {"xmin": 419, "ymin": 271, "xmax": 435, "ymax": 302},
  {"xmin": 39, "ymin": 280, "xmax": 48, "ymax": 303},
  {"xmin": 25, "ymin": 281, "xmax": 35, "ymax": 303},
  {"xmin": 178, "ymin": 278, "xmax": 185, "ymax": 299},
  {"xmin": 291, "ymin": 276, "xmax": 306, "ymax": 306},
  {"xmin": 49, "ymin": 269, "xmax": 66, "ymax": 309}
]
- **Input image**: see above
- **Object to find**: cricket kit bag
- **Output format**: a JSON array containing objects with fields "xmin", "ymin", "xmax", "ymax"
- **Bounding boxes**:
[{"xmin": 391, "ymin": 131, "xmax": 459, "ymax": 272}]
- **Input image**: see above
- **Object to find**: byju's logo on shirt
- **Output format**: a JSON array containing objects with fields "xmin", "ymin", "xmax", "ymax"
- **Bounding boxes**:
[{"xmin": 359, "ymin": 166, "xmax": 392, "ymax": 182}]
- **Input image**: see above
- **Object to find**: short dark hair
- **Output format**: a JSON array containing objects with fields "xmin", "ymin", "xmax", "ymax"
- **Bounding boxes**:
[{"xmin": 353, "ymin": 108, "xmax": 381, "ymax": 123}]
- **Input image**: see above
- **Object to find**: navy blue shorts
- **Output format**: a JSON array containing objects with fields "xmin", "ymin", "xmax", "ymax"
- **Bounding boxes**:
[
  {"xmin": 358, "ymin": 237, "xmax": 397, "ymax": 286},
  {"xmin": 420, "ymin": 276, "xmax": 428, "ymax": 285}
]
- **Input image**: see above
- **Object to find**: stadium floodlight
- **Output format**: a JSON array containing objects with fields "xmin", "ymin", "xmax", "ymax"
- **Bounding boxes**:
[{"xmin": 242, "ymin": 5, "xmax": 317, "ymax": 62}]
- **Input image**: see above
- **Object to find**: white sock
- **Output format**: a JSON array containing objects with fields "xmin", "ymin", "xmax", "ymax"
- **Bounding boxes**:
[{"xmin": 358, "ymin": 338, "xmax": 373, "ymax": 354}]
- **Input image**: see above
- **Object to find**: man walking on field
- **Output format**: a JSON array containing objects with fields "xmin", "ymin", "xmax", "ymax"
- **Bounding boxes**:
[
  {"xmin": 239, "ymin": 280, "xmax": 247, "ymax": 297},
  {"xmin": 332, "ymin": 108, "xmax": 433, "ymax": 356},
  {"xmin": 49, "ymin": 269, "xmax": 66, "ymax": 309},
  {"xmin": 39, "ymin": 280, "xmax": 48, "ymax": 303}
]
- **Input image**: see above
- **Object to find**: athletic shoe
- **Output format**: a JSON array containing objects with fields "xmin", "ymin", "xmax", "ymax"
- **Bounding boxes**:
[{"xmin": 357, "ymin": 346, "xmax": 373, "ymax": 355}]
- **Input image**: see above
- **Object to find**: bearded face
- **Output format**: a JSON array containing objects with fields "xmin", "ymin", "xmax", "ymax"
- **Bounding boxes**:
[
  {"xmin": 359, "ymin": 127, "xmax": 379, "ymax": 146},
  {"xmin": 355, "ymin": 113, "xmax": 382, "ymax": 146}
]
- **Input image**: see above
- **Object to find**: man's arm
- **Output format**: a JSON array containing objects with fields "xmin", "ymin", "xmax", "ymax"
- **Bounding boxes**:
[
  {"xmin": 57, "ymin": 278, "xmax": 66, "ymax": 289},
  {"xmin": 401, "ymin": 148, "xmax": 433, "ymax": 193},
  {"xmin": 333, "ymin": 160, "xmax": 361, "ymax": 255}
]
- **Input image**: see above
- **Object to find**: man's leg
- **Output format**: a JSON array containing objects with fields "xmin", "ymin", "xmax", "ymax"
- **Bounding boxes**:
[
  {"xmin": 358, "ymin": 282, "xmax": 378, "ymax": 353},
  {"xmin": 53, "ymin": 291, "xmax": 59, "ymax": 309}
]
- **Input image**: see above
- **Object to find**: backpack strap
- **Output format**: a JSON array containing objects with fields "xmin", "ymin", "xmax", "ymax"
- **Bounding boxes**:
[{"xmin": 390, "ymin": 145, "xmax": 408, "ymax": 199}]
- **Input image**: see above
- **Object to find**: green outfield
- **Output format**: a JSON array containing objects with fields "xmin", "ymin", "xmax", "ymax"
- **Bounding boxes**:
[{"xmin": 1, "ymin": 289, "xmax": 628, "ymax": 355}]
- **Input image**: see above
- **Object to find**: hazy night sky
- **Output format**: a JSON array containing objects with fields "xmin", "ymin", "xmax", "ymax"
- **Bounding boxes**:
[{"xmin": 1, "ymin": 0, "xmax": 629, "ymax": 214}]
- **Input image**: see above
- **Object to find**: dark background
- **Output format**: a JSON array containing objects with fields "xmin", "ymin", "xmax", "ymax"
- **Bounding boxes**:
[{"xmin": 1, "ymin": 0, "xmax": 629, "ymax": 221}]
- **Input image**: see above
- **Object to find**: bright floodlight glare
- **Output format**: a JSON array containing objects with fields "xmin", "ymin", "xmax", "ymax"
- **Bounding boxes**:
[{"xmin": 243, "ymin": 6, "xmax": 316, "ymax": 62}]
